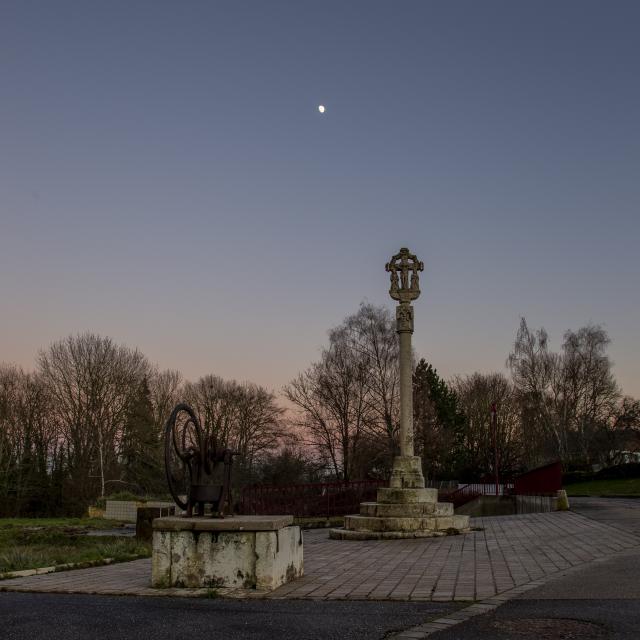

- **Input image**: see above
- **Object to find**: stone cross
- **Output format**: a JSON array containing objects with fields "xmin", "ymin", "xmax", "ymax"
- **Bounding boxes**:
[
  {"xmin": 386, "ymin": 248, "xmax": 424, "ymax": 459},
  {"xmin": 386, "ymin": 248, "xmax": 424, "ymax": 305},
  {"xmin": 328, "ymin": 248, "xmax": 471, "ymax": 538}
]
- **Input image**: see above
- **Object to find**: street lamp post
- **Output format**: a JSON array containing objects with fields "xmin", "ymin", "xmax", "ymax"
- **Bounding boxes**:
[{"xmin": 491, "ymin": 402, "xmax": 500, "ymax": 496}]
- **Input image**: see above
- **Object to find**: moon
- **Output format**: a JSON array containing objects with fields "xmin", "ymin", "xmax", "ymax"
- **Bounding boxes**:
[{"xmin": 318, "ymin": 105, "xmax": 325, "ymax": 114}]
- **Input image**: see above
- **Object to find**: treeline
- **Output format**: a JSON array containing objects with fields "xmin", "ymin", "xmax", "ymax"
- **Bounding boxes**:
[
  {"xmin": 287, "ymin": 306, "xmax": 640, "ymax": 482},
  {"xmin": 2, "ymin": 308, "xmax": 638, "ymax": 517},
  {"xmin": 0, "ymin": 334, "xmax": 290, "ymax": 517}
]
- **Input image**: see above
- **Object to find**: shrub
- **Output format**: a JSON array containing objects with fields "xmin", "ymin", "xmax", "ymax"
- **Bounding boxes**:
[
  {"xmin": 562, "ymin": 470, "xmax": 595, "ymax": 485},
  {"xmin": 595, "ymin": 463, "xmax": 640, "ymax": 480}
]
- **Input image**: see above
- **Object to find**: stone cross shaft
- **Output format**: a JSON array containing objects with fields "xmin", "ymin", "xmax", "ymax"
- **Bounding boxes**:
[{"xmin": 385, "ymin": 248, "xmax": 424, "ymax": 459}]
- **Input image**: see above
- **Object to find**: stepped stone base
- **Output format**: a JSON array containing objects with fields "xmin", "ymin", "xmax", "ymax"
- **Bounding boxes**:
[
  {"xmin": 377, "ymin": 487, "xmax": 438, "ymax": 503},
  {"xmin": 360, "ymin": 501, "xmax": 452, "ymax": 517},
  {"xmin": 330, "ymin": 456, "xmax": 470, "ymax": 541}
]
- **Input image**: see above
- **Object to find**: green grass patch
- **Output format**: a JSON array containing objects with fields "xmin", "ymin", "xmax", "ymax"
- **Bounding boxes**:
[
  {"xmin": 565, "ymin": 477, "xmax": 640, "ymax": 497},
  {"xmin": 0, "ymin": 517, "xmax": 150, "ymax": 573}
]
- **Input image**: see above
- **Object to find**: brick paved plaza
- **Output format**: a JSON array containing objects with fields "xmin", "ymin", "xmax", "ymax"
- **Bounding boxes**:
[{"xmin": 2, "ymin": 509, "xmax": 639, "ymax": 602}]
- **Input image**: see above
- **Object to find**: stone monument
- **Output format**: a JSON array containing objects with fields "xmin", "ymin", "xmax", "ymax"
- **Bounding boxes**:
[
  {"xmin": 330, "ymin": 248, "xmax": 470, "ymax": 539},
  {"xmin": 152, "ymin": 404, "xmax": 303, "ymax": 590}
]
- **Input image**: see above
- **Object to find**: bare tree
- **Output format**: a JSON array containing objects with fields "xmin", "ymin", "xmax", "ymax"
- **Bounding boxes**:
[
  {"xmin": 561, "ymin": 326, "xmax": 619, "ymax": 463},
  {"xmin": 338, "ymin": 303, "xmax": 400, "ymax": 453},
  {"xmin": 508, "ymin": 319, "xmax": 621, "ymax": 466},
  {"xmin": 452, "ymin": 372, "xmax": 522, "ymax": 478},
  {"xmin": 0, "ymin": 365, "xmax": 60, "ymax": 515},
  {"xmin": 233, "ymin": 382, "xmax": 285, "ymax": 469},
  {"xmin": 148, "ymin": 368, "xmax": 182, "ymax": 432},
  {"xmin": 38, "ymin": 333, "xmax": 150, "ymax": 498},
  {"xmin": 285, "ymin": 337, "xmax": 372, "ymax": 481},
  {"xmin": 183, "ymin": 375, "xmax": 242, "ymax": 451},
  {"xmin": 506, "ymin": 318, "xmax": 560, "ymax": 463},
  {"xmin": 183, "ymin": 374, "xmax": 284, "ymax": 476}
]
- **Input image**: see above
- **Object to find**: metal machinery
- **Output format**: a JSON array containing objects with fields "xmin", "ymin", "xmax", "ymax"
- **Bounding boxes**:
[{"xmin": 164, "ymin": 403, "xmax": 238, "ymax": 517}]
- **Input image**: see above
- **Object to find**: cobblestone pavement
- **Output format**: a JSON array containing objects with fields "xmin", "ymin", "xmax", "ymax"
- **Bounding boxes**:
[
  {"xmin": 274, "ymin": 510, "xmax": 640, "ymax": 601},
  {"xmin": 1, "ymin": 510, "xmax": 639, "ymax": 602}
]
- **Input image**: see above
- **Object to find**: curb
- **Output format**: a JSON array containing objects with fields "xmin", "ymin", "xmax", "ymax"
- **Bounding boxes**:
[{"xmin": 0, "ymin": 555, "xmax": 148, "ymax": 581}]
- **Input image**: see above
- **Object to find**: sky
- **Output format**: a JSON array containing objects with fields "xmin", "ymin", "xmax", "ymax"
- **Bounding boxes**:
[{"xmin": 1, "ymin": 1, "xmax": 639, "ymax": 397}]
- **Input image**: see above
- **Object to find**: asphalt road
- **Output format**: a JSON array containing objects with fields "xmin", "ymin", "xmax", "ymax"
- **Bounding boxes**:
[
  {"xmin": 0, "ymin": 592, "xmax": 456, "ymax": 640},
  {"xmin": 570, "ymin": 497, "xmax": 640, "ymax": 536},
  {"xmin": 430, "ymin": 497, "xmax": 640, "ymax": 639},
  {"xmin": 430, "ymin": 598, "xmax": 640, "ymax": 639}
]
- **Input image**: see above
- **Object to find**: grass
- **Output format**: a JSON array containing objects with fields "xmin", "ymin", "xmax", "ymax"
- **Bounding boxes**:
[
  {"xmin": 564, "ymin": 477, "xmax": 640, "ymax": 497},
  {"xmin": 0, "ymin": 517, "xmax": 112, "ymax": 529},
  {"xmin": 0, "ymin": 517, "xmax": 151, "ymax": 574}
]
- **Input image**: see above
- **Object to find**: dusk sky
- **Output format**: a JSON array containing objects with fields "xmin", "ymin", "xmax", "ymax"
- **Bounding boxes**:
[{"xmin": 2, "ymin": 1, "xmax": 639, "ymax": 397}]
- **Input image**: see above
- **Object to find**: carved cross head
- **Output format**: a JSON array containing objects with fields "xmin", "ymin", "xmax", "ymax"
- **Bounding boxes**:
[{"xmin": 385, "ymin": 248, "xmax": 424, "ymax": 302}]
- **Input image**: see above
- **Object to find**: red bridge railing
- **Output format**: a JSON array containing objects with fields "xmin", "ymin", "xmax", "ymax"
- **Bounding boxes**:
[
  {"xmin": 239, "ymin": 479, "xmax": 385, "ymax": 518},
  {"xmin": 438, "ymin": 482, "xmax": 515, "ymax": 508}
]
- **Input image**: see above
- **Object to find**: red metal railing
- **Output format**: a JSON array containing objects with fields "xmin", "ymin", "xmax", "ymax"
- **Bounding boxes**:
[
  {"xmin": 439, "ymin": 482, "xmax": 515, "ymax": 508},
  {"xmin": 240, "ymin": 479, "xmax": 385, "ymax": 518},
  {"xmin": 240, "ymin": 463, "xmax": 561, "ymax": 516}
]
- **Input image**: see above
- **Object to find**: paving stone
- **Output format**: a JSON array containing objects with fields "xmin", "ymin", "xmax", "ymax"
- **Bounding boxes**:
[{"xmin": 1, "ymin": 511, "xmax": 639, "ymax": 604}]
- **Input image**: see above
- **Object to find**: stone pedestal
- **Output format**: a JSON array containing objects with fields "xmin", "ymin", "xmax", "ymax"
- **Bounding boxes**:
[
  {"xmin": 330, "ymin": 487, "xmax": 469, "ymax": 540},
  {"xmin": 389, "ymin": 456, "xmax": 426, "ymax": 488},
  {"xmin": 330, "ymin": 458, "xmax": 470, "ymax": 540},
  {"xmin": 152, "ymin": 515, "xmax": 303, "ymax": 590}
]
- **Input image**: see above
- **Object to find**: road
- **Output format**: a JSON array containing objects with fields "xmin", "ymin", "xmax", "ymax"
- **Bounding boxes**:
[
  {"xmin": 429, "ymin": 497, "xmax": 640, "ymax": 639},
  {"xmin": 0, "ymin": 593, "xmax": 455, "ymax": 640}
]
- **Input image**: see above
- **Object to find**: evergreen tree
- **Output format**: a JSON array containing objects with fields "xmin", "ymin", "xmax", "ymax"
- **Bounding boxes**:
[
  {"xmin": 413, "ymin": 359, "xmax": 466, "ymax": 480},
  {"xmin": 121, "ymin": 378, "xmax": 163, "ymax": 495}
]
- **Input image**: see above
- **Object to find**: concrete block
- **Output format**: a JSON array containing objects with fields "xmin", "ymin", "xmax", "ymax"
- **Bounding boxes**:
[
  {"xmin": 435, "ymin": 502, "xmax": 454, "ymax": 516},
  {"xmin": 436, "ymin": 516, "xmax": 453, "ymax": 530},
  {"xmin": 151, "ymin": 517, "xmax": 302, "ymax": 591},
  {"xmin": 556, "ymin": 489, "xmax": 570, "ymax": 511},
  {"xmin": 255, "ymin": 527, "xmax": 304, "ymax": 590}
]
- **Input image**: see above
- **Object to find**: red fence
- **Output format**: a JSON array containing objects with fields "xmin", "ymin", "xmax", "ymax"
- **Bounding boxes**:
[
  {"xmin": 240, "ymin": 463, "xmax": 563, "ymax": 516},
  {"xmin": 439, "ymin": 482, "xmax": 515, "ymax": 508},
  {"xmin": 240, "ymin": 479, "xmax": 385, "ymax": 518},
  {"xmin": 439, "ymin": 462, "xmax": 563, "ymax": 508}
]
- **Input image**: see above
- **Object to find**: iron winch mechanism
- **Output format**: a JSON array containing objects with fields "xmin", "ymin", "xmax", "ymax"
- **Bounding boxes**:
[{"xmin": 164, "ymin": 403, "xmax": 238, "ymax": 517}]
